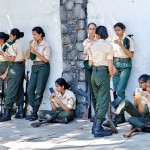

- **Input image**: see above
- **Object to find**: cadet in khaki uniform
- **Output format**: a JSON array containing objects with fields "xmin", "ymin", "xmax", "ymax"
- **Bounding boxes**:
[
  {"xmin": 82, "ymin": 23, "xmax": 97, "ymax": 116},
  {"xmin": 112, "ymin": 23, "xmax": 135, "ymax": 100},
  {"xmin": 128, "ymin": 76, "xmax": 150, "ymax": 128},
  {"xmin": 39, "ymin": 78, "xmax": 76, "ymax": 123},
  {"xmin": 0, "ymin": 32, "xmax": 9, "ymax": 94},
  {"xmin": 111, "ymin": 22, "xmax": 135, "ymax": 123},
  {"xmin": 26, "ymin": 27, "xmax": 50, "ymax": 121},
  {"xmin": 0, "ymin": 28, "xmax": 25, "ymax": 122},
  {"xmin": 89, "ymin": 26, "xmax": 113, "ymax": 137},
  {"xmin": 104, "ymin": 74, "xmax": 149, "ymax": 128}
]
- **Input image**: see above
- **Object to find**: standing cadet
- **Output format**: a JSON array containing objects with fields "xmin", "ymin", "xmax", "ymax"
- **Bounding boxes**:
[
  {"xmin": 89, "ymin": 26, "xmax": 113, "ymax": 137},
  {"xmin": 0, "ymin": 28, "xmax": 25, "ymax": 122},
  {"xmin": 82, "ymin": 23, "xmax": 97, "ymax": 118},
  {"xmin": 26, "ymin": 27, "xmax": 50, "ymax": 121},
  {"xmin": 112, "ymin": 22, "xmax": 135, "ymax": 123},
  {"xmin": 0, "ymin": 32, "xmax": 9, "ymax": 90}
]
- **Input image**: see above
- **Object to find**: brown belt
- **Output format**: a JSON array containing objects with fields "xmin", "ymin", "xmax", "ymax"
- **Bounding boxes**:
[
  {"xmin": 93, "ymin": 66, "xmax": 108, "ymax": 71},
  {"xmin": 10, "ymin": 61, "xmax": 23, "ymax": 64},
  {"xmin": 33, "ymin": 61, "xmax": 46, "ymax": 65},
  {"xmin": 114, "ymin": 57, "xmax": 131, "ymax": 63}
]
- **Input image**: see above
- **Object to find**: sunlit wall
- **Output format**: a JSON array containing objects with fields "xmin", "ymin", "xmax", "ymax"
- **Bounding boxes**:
[{"xmin": 0, "ymin": 0, "xmax": 63, "ymax": 109}]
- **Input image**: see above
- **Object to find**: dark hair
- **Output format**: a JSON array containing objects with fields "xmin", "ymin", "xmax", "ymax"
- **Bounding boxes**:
[
  {"xmin": 0, "ymin": 32, "xmax": 9, "ymax": 42},
  {"xmin": 11, "ymin": 28, "xmax": 24, "ymax": 39},
  {"xmin": 95, "ymin": 26, "xmax": 108, "ymax": 39},
  {"xmin": 147, "ymin": 75, "xmax": 150, "ymax": 82},
  {"xmin": 87, "ymin": 22, "xmax": 97, "ymax": 28},
  {"xmin": 138, "ymin": 74, "xmax": 149, "ymax": 82},
  {"xmin": 114, "ymin": 22, "xmax": 126, "ymax": 30},
  {"xmin": 32, "ymin": 26, "xmax": 45, "ymax": 37},
  {"xmin": 55, "ymin": 78, "xmax": 70, "ymax": 89}
]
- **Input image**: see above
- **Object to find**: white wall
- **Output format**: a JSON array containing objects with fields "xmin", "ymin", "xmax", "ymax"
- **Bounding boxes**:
[
  {"xmin": 87, "ymin": 0, "xmax": 150, "ymax": 101},
  {"xmin": 0, "ymin": 0, "xmax": 63, "ymax": 109}
]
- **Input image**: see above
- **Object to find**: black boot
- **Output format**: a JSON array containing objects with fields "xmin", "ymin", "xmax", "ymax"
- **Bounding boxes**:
[
  {"xmin": 29, "ymin": 105, "xmax": 40, "ymax": 121},
  {"xmin": 92, "ymin": 116, "xmax": 96, "ymax": 134},
  {"xmin": 111, "ymin": 96, "xmax": 122, "ymax": 109},
  {"xmin": 116, "ymin": 113, "xmax": 126, "ymax": 124},
  {"xmin": 15, "ymin": 105, "xmax": 25, "ymax": 119},
  {"xmin": 0, "ymin": 108, "xmax": 11, "ymax": 122},
  {"xmin": 103, "ymin": 113, "xmax": 118, "ymax": 128},
  {"xmin": 94, "ymin": 118, "xmax": 112, "ymax": 137},
  {"xmin": 52, "ymin": 117, "xmax": 68, "ymax": 124}
]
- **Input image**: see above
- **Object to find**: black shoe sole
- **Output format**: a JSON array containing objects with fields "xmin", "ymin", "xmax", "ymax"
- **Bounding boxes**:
[{"xmin": 94, "ymin": 134, "xmax": 104, "ymax": 137}]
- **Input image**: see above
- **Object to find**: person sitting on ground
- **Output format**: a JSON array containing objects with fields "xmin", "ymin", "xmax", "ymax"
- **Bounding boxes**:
[
  {"xmin": 128, "ymin": 75, "xmax": 150, "ymax": 128},
  {"xmin": 38, "ymin": 78, "xmax": 76, "ymax": 124},
  {"xmin": 103, "ymin": 74, "xmax": 149, "ymax": 127}
]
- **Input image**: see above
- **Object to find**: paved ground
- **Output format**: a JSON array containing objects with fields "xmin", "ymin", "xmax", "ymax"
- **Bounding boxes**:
[{"xmin": 0, "ymin": 118, "xmax": 150, "ymax": 150}]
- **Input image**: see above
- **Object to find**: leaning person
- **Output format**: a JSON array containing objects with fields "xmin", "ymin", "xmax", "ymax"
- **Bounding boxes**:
[
  {"xmin": 0, "ymin": 32, "xmax": 9, "ymax": 91},
  {"xmin": 26, "ymin": 27, "xmax": 50, "ymax": 121},
  {"xmin": 112, "ymin": 22, "xmax": 135, "ymax": 124},
  {"xmin": 82, "ymin": 23, "xmax": 97, "ymax": 115},
  {"xmin": 0, "ymin": 28, "xmax": 25, "ymax": 122}
]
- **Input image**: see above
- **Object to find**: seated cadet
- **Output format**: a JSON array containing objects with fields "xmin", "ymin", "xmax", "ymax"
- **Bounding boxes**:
[
  {"xmin": 38, "ymin": 78, "xmax": 76, "ymax": 124},
  {"xmin": 128, "ymin": 75, "xmax": 150, "ymax": 128},
  {"xmin": 103, "ymin": 74, "xmax": 149, "ymax": 127}
]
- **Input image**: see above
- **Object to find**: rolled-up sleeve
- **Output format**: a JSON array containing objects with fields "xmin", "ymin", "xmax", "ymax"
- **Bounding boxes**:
[
  {"xmin": 67, "ymin": 98, "xmax": 75, "ymax": 109},
  {"xmin": 44, "ymin": 46, "xmax": 50, "ymax": 60},
  {"xmin": 107, "ymin": 45, "xmax": 113, "ymax": 60}
]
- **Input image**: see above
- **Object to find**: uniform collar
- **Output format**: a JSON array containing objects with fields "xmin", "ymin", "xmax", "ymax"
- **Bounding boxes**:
[
  {"xmin": 57, "ymin": 89, "xmax": 68, "ymax": 98},
  {"xmin": 98, "ymin": 39, "xmax": 105, "ymax": 42},
  {"xmin": 113, "ymin": 34, "xmax": 127, "ymax": 41},
  {"xmin": 87, "ymin": 37, "xmax": 97, "ymax": 42},
  {"xmin": 37, "ymin": 39, "xmax": 45, "ymax": 46}
]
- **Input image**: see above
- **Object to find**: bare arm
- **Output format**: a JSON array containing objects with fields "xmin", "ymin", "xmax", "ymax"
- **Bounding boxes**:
[
  {"xmin": 49, "ymin": 94, "xmax": 57, "ymax": 110},
  {"xmin": 0, "ymin": 51, "xmax": 16, "ymax": 61},
  {"xmin": 31, "ymin": 47, "xmax": 49, "ymax": 63},
  {"xmin": 108, "ymin": 59, "xmax": 113, "ymax": 77},
  {"xmin": 137, "ymin": 100, "xmax": 146, "ymax": 113},
  {"xmin": 26, "ymin": 46, "xmax": 31, "ymax": 59},
  {"xmin": 0, "ymin": 67, "xmax": 9, "ymax": 80},
  {"xmin": 134, "ymin": 97, "xmax": 138, "ymax": 108},
  {"xmin": 54, "ymin": 97, "xmax": 71, "ymax": 111},
  {"xmin": 119, "ymin": 43, "xmax": 134, "ymax": 58},
  {"xmin": 89, "ymin": 60, "xmax": 93, "ymax": 66},
  {"xmin": 114, "ymin": 39, "xmax": 134, "ymax": 58}
]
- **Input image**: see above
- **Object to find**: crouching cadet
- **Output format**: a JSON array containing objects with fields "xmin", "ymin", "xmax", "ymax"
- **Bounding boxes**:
[{"xmin": 38, "ymin": 78, "xmax": 76, "ymax": 124}]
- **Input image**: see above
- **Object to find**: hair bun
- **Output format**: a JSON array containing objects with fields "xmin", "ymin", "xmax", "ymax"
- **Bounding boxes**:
[
  {"xmin": 5, "ymin": 34, "xmax": 9, "ymax": 41},
  {"xmin": 20, "ymin": 32, "xmax": 24, "ymax": 38}
]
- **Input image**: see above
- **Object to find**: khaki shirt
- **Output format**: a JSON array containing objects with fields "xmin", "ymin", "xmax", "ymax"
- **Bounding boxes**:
[
  {"xmin": 83, "ymin": 37, "xmax": 97, "ymax": 60},
  {"xmin": 6, "ymin": 40, "xmax": 25, "ymax": 62},
  {"xmin": 112, "ymin": 34, "xmax": 135, "ymax": 58},
  {"xmin": 32, "ymin": 40, "xmax": 50, "ymax": 61},
  {"xmin": 89, "ymin": 39, "xmax": 113, "ymax": 66},
  {"xmin": 52, "ymin": 89, "xmax": 76, "ymax": 110},
  {"xmin": 0, "ymin": 44, "xmax": 7, "ymax": 61}
]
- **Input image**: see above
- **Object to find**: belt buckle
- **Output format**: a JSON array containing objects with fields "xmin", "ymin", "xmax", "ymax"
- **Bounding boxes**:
[{"xmin": 116, "ymin": 58, "xmax": 120, "ymax": 61}]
